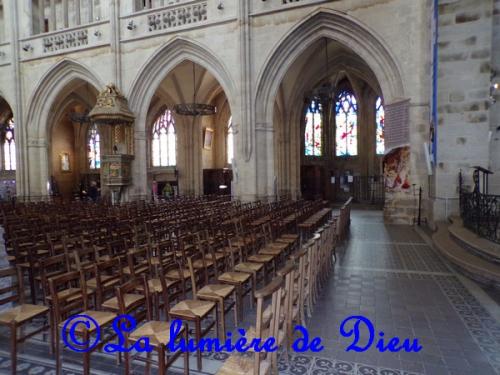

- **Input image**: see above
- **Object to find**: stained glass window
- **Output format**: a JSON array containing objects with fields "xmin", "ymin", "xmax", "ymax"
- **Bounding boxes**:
[
  {"xmin": 376, "ymin": 97, "xmax": 385, "ymax": 155},
  {"xmin": 152, "ymin": 109, "xmax": 176, "ymax": 167},
  {"xmin": 304, "ymin": 100, "xmax": 322, "ymax": 156},
  {"xmin": 87, "ymin": 124, "xmax": 100, "ymax": 169},
  {"xmin": 335, "ymin": 91, "xmax": 358, "ymax": 157},
  {"xmin": 227, "ymin": 116, "xmax": 234, "ymax": 164},
  {"xmin": 3, "ymin": 118, "xmax": 15, "ymax": 171}
]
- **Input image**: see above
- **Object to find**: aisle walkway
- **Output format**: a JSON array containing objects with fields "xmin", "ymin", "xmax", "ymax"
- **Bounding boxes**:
[{"xmin": 301, "ymin": 210, "xmax": 500, "ymax": 375}]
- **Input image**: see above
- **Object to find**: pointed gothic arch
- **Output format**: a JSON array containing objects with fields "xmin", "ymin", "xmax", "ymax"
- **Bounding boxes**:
[
  {"xmin": 128, "ymin": 36, "xmax": 237, "ymax": 132},
  {"xmin": 254, "ymin": 8, "xmax": 405, "ymax": 126},
  {"xmin": 25, "ymin": 59, "xmax": 104, "ymax": 141}
]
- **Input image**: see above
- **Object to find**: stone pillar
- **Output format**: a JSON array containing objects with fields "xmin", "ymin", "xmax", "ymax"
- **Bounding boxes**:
[
  {"xmin": 383, "ymin": 99, "xmax": 414, "ymax": 224},
  {"xmin": 489, "ymin": 0, "xmax": 500, "ymax": 194},
  {"xmin": 432, "ymin": 0, "xmax": 494, "ymax": 221},
  {"xmin": 130, "ymin": 129, "xmax": 147, "ymax": 200},
  {"xmin": 255, "ymin": 122, "xmax": 275, "ymax": 201},
  {"xmin": 26, "ymin": 138, "xmax": 50, "ymax": 200}
]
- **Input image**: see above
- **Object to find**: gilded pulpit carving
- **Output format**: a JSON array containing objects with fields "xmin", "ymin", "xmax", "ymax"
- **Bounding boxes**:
[{"xmin": 89, "ymin": 84, "xmax": 135, "ymax": 204}]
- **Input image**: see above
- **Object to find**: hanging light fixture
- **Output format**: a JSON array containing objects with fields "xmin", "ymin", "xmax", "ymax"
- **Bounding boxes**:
[
  {"xmin": 69, "ymin": 82, "xmax": 92, "ymax": 125},
  {"xmin": 305, "ymin": 38, "xmax": 335, "ymax": 104},
  {"xmin": 174, "ymin": 62, "xmax": 216, "ymax": 116}
]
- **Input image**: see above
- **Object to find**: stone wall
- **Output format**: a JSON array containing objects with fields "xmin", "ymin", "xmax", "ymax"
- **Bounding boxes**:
[
  {"xmin": 489, "ymin": 0, "xmax": 500, "ymax": 194},
  {"xmin": 433, "ymin": 0, "xmax": 494, "ymax": 220}
]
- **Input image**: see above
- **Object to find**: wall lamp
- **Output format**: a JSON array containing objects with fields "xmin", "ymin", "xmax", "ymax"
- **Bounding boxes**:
[
  {"xmin": 127, "ymin": 21, "xmax": 137, "ymax": 30},
  {"xmin": 491, "ymin": 70, "xmax": 499, "ymax": 104}
]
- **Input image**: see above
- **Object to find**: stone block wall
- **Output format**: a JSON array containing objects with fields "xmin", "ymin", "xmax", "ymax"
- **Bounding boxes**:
[
  {"xmin": 489, "ymin": 0, "xmax": 500, "ymax": 194},
  {"xmin": 433, "ymin": 0, "xmax": 494, "ymax": 220}
]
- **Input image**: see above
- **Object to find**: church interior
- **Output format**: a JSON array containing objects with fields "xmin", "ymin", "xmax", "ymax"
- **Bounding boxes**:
[{"xmin": 0, "ymin": 0, "xmax": 499, "ymax": 374}]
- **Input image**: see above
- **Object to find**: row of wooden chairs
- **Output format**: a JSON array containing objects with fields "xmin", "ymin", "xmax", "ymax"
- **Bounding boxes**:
[
  {"xmin": 216, "ymin": 206, "xmax": 343, "ymax": 375},
  {"xmin": 0, "ymin": 199, "xmax": 336, "ymax": 375}
]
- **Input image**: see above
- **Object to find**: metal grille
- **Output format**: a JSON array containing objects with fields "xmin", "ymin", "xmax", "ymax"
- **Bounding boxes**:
[{"xmin": 334, "ymin": 175, "xmax": 385, "ymax": 205}]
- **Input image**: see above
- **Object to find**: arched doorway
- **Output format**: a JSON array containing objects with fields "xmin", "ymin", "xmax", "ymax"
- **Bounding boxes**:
[
  {"xmin": 47, "ymin": 81, "xmax": 99, "ymax": 200},
  {"xmin": 143, "ymin": 61, "xmax": 232, "ymax": 197},
  {"xmin": 254, "ymin": 9, "xmax": 406, "ymax": 210},
  {"xmin": 24, "ymin": 59, "xmax": 104, "ymax": 200},
  {"xmin": 128, "ymin": 37, "xmax": 237, "ymax": 200},
  {"xmin": 274, "ymin": 38, "xmax": 386, "ymax": 205}
]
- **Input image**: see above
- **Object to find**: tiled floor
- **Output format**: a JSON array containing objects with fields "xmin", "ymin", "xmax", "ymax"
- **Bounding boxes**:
[
  {"xmin": 303, "ymin": 210, "xmax": 500, "ymax": 375},
  {"xmin": 1, "ymin": 209, "xmax": 500, "ymax": 375}
]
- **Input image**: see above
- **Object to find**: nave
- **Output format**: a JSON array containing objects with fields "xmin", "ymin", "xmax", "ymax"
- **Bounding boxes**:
[
  {"xmin": 0, "ymin": 197, "xmax": 349, "ymax": 375},
  {"xmin": 1, "ymin": 201, "xmax": 500, "ymax": 375}
]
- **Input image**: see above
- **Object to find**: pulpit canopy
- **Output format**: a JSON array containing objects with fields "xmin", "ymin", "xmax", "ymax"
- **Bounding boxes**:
[{"xmin": 89, "ymin": 84, "xmax": 135, "ymax": 124}]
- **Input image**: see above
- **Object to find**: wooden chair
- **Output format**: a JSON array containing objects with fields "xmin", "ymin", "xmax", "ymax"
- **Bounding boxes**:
[
  {"xmin": 124, "ymin": 244, "xmax": 152, "ymax": 277},
  {"xmin": 258, "ymin": 223, "xmax": 290, "ymax": 264},
  {"xmin": 187, "ymin": 252, "xmax": 238, "ymax": 339},
  {"xmin": 290, "ymin": 247, "xmax": 308, "ymax": 326},
  {"xmin": 300, "ymin": 239, "xmax": 314, "ymax": 318},
  {"xmin": 39, "ymin": 253, "xmax": 70, "ymax": 304},
  {"xmin": 16, "ymin": 241, "xmax": 48, "ymax": 304},
  {"xmin": 169, "ymin": 282, "xmax": 219, "ymax": 370},
  {"xmin": 91, "ymin": 257, "xmax": 124, "ymax": 309},
  {"xmin": 0, "ymin": 267, "xmax": 50, "ymax": 375},
  {"xmin": 216, "ymin": 276, "xmax": 284, "ymax": 375},
  {"xmin": 49, "ymin": 270, "xmax": 117, "ymax": 375},
  {"xmin": 306, "ymin": 235, "xmax": 320, "ymax": 315},
  {"xmin": 215, "ymin": 245, "xmax": 254, "ymax": 320},
  {"xmin": 73, "ymin": 246, "xmax": 98, "ymax": 273},
  {"xmin": 276, "ymin": 261, "xmax": 298, "ymax": 349},
  {"xmin": 119, "ymin": 276, "xmax": 189, "ymax": 375},
  {"xmin": 138, "ymin": 261, "xmax": 184, "ymax": 320}
]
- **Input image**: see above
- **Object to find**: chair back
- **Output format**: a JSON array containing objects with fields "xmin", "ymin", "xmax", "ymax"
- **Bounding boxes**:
[
  {"xmin": 115, "ymin": 276, "xmax": 148, "ymax": 321},
  {"xmin": 253, "ymin": 276, "xmax": 284, "ymax": 375},
  {"xmin": 39, "ymin": 254, "xmax": 70, "ymax": 302},
  {"xmin": 48, "ymin": 271, "xmax": 87, "ymax": 325},
  {"xmin": 0, "ymin": 267, "xmax": 23, "ymax": 307},
  {"xmin": 186, "ymin": 252, "xmax": 207, "ymax": 297}
]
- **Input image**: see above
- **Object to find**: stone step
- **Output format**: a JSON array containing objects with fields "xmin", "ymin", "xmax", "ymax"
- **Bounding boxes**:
[
  {"xmin": 448, "ymin": 216, "xmax": 500, "ymax": 264},
  {"xmin": 432, "ymin": 221, "xmax": 500, "ymax": 288}
]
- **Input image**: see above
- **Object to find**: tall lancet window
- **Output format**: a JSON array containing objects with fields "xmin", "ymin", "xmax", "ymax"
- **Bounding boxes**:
[
  {"xmin": 87, "ymin": 124, "xmax": 101, "ymax": 169},
  {"xmin": 304, "ymin": 100, "xmax": 322, "ymax": 156},
  {"xmin": 152, "ymin": 109, "xmax": 176, "ymax": 167},
  {"xmin": 335, "ymin": 90, "xmax": 358, "ymax": 157},
  {"xmin": 3, "ymin": 118, "xmax": 15, "ymax": 171},
  {"xmin": 227, "ymin": 116, "xmax": 234, "ymax": 164},
  {"xmin": 375, "ymin": 97, "xmax": 385, "ymax": 155}
]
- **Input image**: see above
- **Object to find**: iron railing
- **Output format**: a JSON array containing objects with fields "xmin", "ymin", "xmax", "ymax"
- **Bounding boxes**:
[
  {"xmin": 459, "ymin": 170, "xmax": 500, "ymax": 244},
  {"xmin": 335, "ymin": 175, "xmax": 384, "ymax": 205}
]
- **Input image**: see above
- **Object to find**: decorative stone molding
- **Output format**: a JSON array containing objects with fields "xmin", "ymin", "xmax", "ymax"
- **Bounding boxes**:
[
  {"xmin": 252, "ymin": 0, "xmax": 335, "ymax": 16},
  {"xmin": 19, "ymin": 21, "xmax": 110, "ymax": 61},
  {"xmin": 147, "ymin": 2, "xmax": 208, "ymax": 32},
  {"xmin": 255, "ymin": 123, "xmax": 274, "ymax": 132},
  {"xmin": 27, "ymin": 138, "xmax": 48, "ymax": 148},
  {"xmin": 43, "ymin": 30, "xmax": 88, "ymax": 53}
]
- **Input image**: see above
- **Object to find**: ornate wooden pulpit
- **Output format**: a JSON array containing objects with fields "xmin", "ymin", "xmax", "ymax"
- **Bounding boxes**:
[{"xmin": 89, "ymin": 84, "xmax": 135, "ymax": 204}]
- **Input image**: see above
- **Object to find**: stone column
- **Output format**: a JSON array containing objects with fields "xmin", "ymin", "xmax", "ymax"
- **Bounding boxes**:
[
  {"xmin": 26, "ymin": 138, "xmax": 50, "ymax": 200},
  {"xmin": 130, "ymin": 129, "xmax": 148, "ymax": 200},
  {"xmin": 432, "ymin": 0, "xmax": 493, "ymax": 221},
  {"xmin": 255, "ymin": 122, "xmax": 275, "ymax": 201}
]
